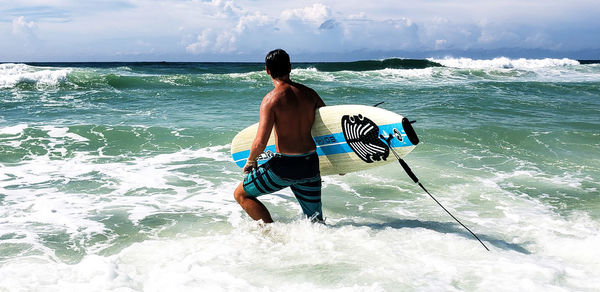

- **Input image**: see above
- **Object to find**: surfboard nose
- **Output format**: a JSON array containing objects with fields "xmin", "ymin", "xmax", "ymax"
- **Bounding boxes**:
[{"xmin": 402, "ymin": 117, "xmax": 419, "ymax": 145}]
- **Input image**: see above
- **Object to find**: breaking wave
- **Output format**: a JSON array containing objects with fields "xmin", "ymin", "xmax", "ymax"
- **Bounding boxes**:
[
  {"xmin": 0, "ymin": 63, "xmax": 71, "ymax": 89},
  {"xmin": 429, "ymin": 57, "xmax": 580, "ymax": 69}
]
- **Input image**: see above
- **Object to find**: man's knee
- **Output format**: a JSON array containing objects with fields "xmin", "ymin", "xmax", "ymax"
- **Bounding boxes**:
[{"xmin": 234, "ymin": 183, "xmax": 248, "ymax": 203}]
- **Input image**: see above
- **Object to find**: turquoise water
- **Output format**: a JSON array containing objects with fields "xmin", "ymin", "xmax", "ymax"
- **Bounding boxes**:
[{"xmin": 1, "ymin": 58, "xmax": 599, "ymax": 291}]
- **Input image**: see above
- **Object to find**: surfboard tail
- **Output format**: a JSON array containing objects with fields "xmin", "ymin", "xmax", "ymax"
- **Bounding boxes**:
[{"xmin": 402, "ymin": 117, "xmax": 419, "ymax": 146}]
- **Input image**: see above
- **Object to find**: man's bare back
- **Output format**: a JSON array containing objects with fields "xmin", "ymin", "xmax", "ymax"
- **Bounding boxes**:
[{"xmin": 262, "ymin": 80, "xmax": 325, "ymax": 155}]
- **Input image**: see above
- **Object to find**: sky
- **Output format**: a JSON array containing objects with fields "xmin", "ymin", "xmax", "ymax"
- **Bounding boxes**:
[{"xmin": 1, "ymin": 0, "xmax": 599, "ymax": 61}]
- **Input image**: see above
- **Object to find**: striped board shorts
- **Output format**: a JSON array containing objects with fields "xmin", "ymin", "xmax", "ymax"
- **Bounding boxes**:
[{"xmin": 243, "ymin": 151, "xmax": 322, "ymax": 221}]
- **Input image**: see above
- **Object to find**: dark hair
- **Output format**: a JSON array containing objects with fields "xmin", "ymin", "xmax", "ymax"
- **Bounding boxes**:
[{"xmin": 265, "ymin": 49, "xmax": 291, "ymax": 78}]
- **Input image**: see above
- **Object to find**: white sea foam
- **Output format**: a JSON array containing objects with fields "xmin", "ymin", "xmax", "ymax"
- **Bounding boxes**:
[
  {"xmin": 0, "ymin": 138, "xmax": 239, "ymax": 235},
  {"xmin": 430, "ymin": 57, "xmax": 580, "ymax": 70},
  {"xmin": 2, "ymin": 131, "xmax": 600, "ymax": 291},
  {"xmin": 226, "ymin": 71, "xmax": 266, "ymax": 83},
  {"xmin": 292, "ymin": 67, "xmax": 336, "ymax": 82},
  {"xmin": 0, "ymin": 63, "xmax": 71, "ymax": 88},
  {"xmin": 376, "ymin": 67, "xmax": 435, "ymax": 78},
  {"xmin": 41, "ymin": 125, "xmax": 89, "ymax": 142},
  {"xmin": 0, "ymin": 124, "xmax": 28, "ymax": 136},
  {"xmin": 2, "ymin": 157, "xmax": 599, "ymax": 291},
  {"xmin": 292, "ymin": 67, "xmax": 319, "ymax": 74},
  {"xmin": 1, "ymin": 209, "xmax": 598, "ymax": 291},
  {"xmin": 420, "ymin": 57, "xmax": 600, "ymax": 83}
]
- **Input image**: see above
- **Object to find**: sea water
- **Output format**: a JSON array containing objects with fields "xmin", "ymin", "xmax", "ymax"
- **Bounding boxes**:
[{"xmin": 0, "ymin": 58, "xmax": 599, "ymax": 291}]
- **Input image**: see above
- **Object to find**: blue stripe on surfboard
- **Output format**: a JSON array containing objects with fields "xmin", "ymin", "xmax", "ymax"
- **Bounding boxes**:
[
  {"xmin": 232, "ymin": 122, "xmax": 413, "ymax": 168},
  {"xmin": 379, "ymin": 124, "xmax": 414, "ymax": 147}
]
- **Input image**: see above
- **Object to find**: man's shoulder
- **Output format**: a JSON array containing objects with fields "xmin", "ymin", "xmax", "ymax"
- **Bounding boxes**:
[
  {"xmin": 268, "ymin": 83, "xmax": 298, "ymax": 98},
  {"xmin": 264, "ymin": 81, "xmax": 318, "ymax": 104},
  {"xmin": 262, "ymin": 88, "xmax": 284, "ymax": 107},
  {"xmin": 264, "ymin": 86, "xmax": 284, "ymax": 100},
  {"xmin": 292, "ymin": 81, "xmax": 316, "ymax": 93}
]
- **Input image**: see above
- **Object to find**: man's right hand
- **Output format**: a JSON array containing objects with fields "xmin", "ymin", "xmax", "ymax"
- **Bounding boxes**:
[{"xmin": 243, "ymin": 160, "xmax": 258, "ymax": 174}]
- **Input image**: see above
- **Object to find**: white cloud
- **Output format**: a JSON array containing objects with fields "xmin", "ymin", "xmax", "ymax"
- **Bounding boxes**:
[
  {"xmin": 185, "ymin": 29, "xmax": 238, "ymax": 54},
  {"xmin": 186, "ymin": 29, "xmax": 215, "ymax": 54},
  {"xmin": 235, "ymin": 12, "xmax": 272, "ymax": 33},
  {"xmin": 214, "ymin": 31, "xmax": 237, "ymax": 53},
  {"xmin": 281, "ymin": 3, "xmax": 331, "ymax": 23},
  {"xmin": 185, "ymin": 7, "xmax": 274, "ymax": 54},
  {"xmin": 12, "ymin": 16, "xmax": 37, "ymax": 36},
  {"xmin": 203, "ymin": 0, "xmax": 243, "ymax": 18},
  {"xmin": 185, "ymin": 3, "xmax": 338, "ymax": 55}
]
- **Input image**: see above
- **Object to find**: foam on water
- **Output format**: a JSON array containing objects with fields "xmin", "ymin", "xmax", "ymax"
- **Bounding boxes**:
[
  {"xmin": 2, "ymin": 135, "xmax": 600, "ymax": 290},
  {"xmin": 0, "ymin": 124, "xmax": 28, "ymax": 136},
  {"xmin": 430, "ymin": 57, "xmax": 580, "ymax": 69},
  {"xmin": 0, "ymin": 125, "xmax": 241, "ymax": 258},
  {"xmin": 1, "ymin": 205, "xmax": 599, "ymax": 291},
  {"xmin": 425, "ymin": 57, "xmax": 600, "ymax": 83},
  {"xmin": 0, "ymin": 63, "xmax": 71, "ymax": 89},
  {"xmin": 292, "ymin": 67, "xmax": 337, "ymax": 82}
]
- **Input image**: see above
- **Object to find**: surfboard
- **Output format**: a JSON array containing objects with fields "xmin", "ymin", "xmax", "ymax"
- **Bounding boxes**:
[{"xmin": 230, "ymin": 104, "xmax": 419, "ymax": 176}]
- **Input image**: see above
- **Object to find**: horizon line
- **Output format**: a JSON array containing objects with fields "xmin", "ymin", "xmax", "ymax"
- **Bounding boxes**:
[{"xmin": 2, "ymin": 58, "xmax": 599, "ymax": 64}]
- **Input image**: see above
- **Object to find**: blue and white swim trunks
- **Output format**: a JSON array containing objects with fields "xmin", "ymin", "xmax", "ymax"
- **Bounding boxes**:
[{"xmin": 243, "ymin": 151, "xmax": 323, "ymax": 221}]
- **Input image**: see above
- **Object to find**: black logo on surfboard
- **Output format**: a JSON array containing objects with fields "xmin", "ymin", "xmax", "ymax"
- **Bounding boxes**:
[{"xmin": 341, "ymin": 114, "xmax": 389, "ymax": 163}]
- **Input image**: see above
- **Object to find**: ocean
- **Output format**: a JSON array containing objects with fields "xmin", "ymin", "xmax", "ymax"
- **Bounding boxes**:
[{"xmin": 1, "ymin": 58, "xmax": 599, "ymax": 291}]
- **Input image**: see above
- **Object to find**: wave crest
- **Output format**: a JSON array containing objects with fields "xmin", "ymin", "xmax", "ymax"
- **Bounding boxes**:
[
  {"xmin": 429, "ymin": 57, "xmax": 580, "ymax": 69},
  {"xmin": 0, "ymin": 63, "xmax": 71, "ymax": 89}
]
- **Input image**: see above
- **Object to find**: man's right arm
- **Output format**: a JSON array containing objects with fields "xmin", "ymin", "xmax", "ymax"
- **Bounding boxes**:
[{"xmin": 244, "ymin": 93, "xmax": 275, "ymax": 173}]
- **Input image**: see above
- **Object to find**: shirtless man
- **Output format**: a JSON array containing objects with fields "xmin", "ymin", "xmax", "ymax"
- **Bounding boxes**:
[{"xmin": 233, "ymin": 49, "xmax": 326, "ymax": 223}]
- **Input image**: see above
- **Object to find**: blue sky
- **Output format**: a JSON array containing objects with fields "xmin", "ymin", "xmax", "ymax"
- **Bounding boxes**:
[{"xmin": 1, "ymin": 0, "xmax": 599, "ymax": 61}]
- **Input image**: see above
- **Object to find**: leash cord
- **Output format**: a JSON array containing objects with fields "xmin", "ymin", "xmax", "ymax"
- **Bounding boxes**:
[{"xmin": 382, "ymin": 134, "xmax": 490, "ymax": 251}]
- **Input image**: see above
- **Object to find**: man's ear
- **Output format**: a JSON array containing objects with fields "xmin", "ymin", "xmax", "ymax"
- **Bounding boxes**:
[{"xmin": 265, "ymin": 66, "xmax": 271, "ymax": 76}]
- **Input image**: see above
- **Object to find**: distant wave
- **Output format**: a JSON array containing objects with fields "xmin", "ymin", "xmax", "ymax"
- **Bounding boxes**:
[
  {"xmin": 429, "ymin": 57, "xmax": 580, "ymax": 69},
  {"xmin": 0, "ymin": 63, "xmax": 263, "ymax": 90},
  {"xmin": 578, "ymin": 60, "xmax": 600, "ymax": 65},
  {"xmin": 297, "ymin": 58, "xmax": 443, "ymax": 72},
  {"xmin": 2, "ymin": 58, "xmax": 597, "ymax": 91}
]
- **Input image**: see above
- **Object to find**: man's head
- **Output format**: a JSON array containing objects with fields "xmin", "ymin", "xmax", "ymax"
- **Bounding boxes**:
[{"xmin": 265, "ymin": 49, "xmax": 291, "ymax": 79}]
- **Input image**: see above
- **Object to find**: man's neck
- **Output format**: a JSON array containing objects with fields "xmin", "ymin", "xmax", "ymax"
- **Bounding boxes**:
[{"xmin": 272, "ymin": 75, "xmax": 291, "ymax": 87}]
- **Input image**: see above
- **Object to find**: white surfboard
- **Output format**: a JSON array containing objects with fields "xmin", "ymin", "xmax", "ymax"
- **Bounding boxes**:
[{"xmin": 231, "ymin": 104, "xmax": 419, "ymax": 176}]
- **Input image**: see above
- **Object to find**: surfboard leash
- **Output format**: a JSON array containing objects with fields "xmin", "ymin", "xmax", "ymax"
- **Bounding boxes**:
[{"xmin": 380, "ymin": 134, "xmax": 490, "ymax": 251}]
